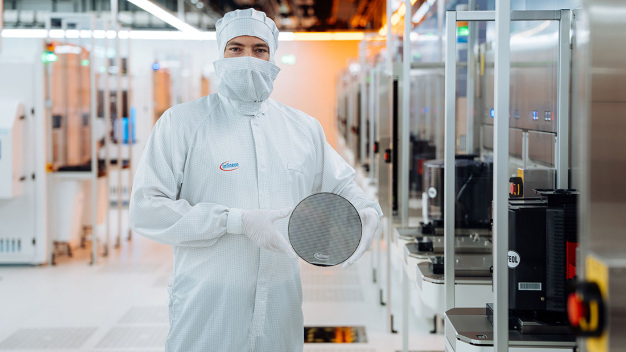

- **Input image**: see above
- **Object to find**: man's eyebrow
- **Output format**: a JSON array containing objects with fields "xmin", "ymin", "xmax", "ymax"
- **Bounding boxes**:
[
  {"xmin": 226, "ymin": 41, "xmax": 244, "ymax": 46},
  {"xmin": 253, "ymin": 43, "xmax": 269, "ymax": 48}
]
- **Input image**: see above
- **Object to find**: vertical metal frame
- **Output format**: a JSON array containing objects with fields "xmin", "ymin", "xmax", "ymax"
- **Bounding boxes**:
[
  {"xmin": 386, "ymin": 0, "xmax": 393, "ymax": 75},
  {"xmin": 44, "ymin": 17, "xmax": 54, "ymax": 176},
  {"xmin": 556, "ymin": 10, "xmax": 571, "ymax": 189},
  {"xmin": 466, "ymin": 0, "xmax": 477, "ymax": 154},
  {"xmin": 359, "ymin": 41, "xmax": 367, "ymax": 166},
  {"xmin": 368, "ymin": 68, "xmax": 376, "ymax": 181},
  {"xmin": 0, "ymin": 0, "xmax": 4, "ymax": 52},
  {"xmin": 385, "ymin": 0, "xmax": 394, "ymax": 335},
  {"xmin": 126, "ymin": 27, "xmax": 134, "ymax": 242},
  {"xmin": 522, "ymin": 131, "xmax": 529, "ymax": 169},
  {"xmin": 493, "ymin": 1, "xmax": 511, "ymax": 351},
  {"xmin": 347, "ymin": 79, "xmax": 354, "ymax": 152},
  {"xmin": 444, "ymin": 11, "xmax": 457, "ymax": 311},
  {"xmin": 61, "ymin": 19, "xmax": 69, "ymax": 165},
  {"xmin": 400, "ymin": 0, "xmax": 411, "ymax": 228},
  {"xmin": 44, "ymin": 17, "xmax": 54, "ymax": 265},
  {"xmin": 401, "ymin": 2, "xmax": 412, "ymax": 350},
  {"xmin": 102, "ymin": 19, "xmax": 111, "ymax": 264},
  {"xmin": 437, "ymin": 0, "xmax": 444, "ymax": 62},
  {"xmin": 90, "ymin": 15, "xmax": 98, "ymax": 265},
  {"xmin": 115, "ymin": 24, "xmax": 123, "ymax": 251}
]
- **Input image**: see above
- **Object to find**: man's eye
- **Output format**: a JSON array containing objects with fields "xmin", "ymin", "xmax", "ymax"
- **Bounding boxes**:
[
  {"xmin": 229, "ymin": 47, "xmax": 241, "ymax": 52},
  {"xmin": 256, "ymin": 49, "xmax": 267, "ymax": 53}
]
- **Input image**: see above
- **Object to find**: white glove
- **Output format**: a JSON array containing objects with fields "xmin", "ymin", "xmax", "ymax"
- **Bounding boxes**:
[
  {"xmin": 342, "ymin": 208, "xmax": 380, "ymax": 268},
  {"xmin": 241, "ymin": 208, "xmax": 297, "ymax": 258}
]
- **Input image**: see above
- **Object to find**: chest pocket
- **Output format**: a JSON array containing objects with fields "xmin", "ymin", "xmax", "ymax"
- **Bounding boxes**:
[
  {"xmin": 286, "ymin": 162, "xmax": 310, "ymax": 202},
  {"xmin": 287, "ymin": 163, "xmax": 305, "ymax": 174}
]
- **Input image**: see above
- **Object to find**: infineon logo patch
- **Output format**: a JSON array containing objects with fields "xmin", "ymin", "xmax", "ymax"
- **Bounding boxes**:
[
  {"xmin": 314, "ymin": 253, "xmax": 329, "ymax": 261},
  {"xmin": 220, "ymin": 161, "xmax": 239, "ymax": 171}
]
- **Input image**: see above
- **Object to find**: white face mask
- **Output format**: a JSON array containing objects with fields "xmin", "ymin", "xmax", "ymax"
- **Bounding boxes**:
[{"xmin": 214, "ymin": 56, "xmax": 281, "ymax": 103}]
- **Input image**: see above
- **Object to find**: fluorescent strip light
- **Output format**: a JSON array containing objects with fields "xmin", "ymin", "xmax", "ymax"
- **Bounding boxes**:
[
  {"xmin": 412, "ymin": 0, "xmax": 435, "ymax": 23},
  {"xmin": 1, "ymin": 29, "xmax": 211, "ymax": 40},
  {"xmin": 1, "ymin": 29, "xmax": 47, "ymax": 38},
  {"xmin": 397, "ymin": 3, "xmax": 407, "ymax": 17},
  {"xmin": 128, "ymin": 30, "xmax": 211, "ymax": 40},
  {"xmin": 391, "ymin": 13, "xmax": 402, "ymax": 25},
  {"xmin": 127, "ymin": 0, "xmax": 200, "ymax": 33},
  {"xmin": 278, "ymin": 32, "xmax": 295, "ymax": 41},
  {"xmin": 1, "ymin": 29, "xmax": 358, "ymax": 41},
  {"xmin": 391, "ymin": 0, "xmax": 402, "ymax": 12}
]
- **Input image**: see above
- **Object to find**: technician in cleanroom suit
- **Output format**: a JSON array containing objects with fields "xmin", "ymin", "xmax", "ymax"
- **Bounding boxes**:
[{"xmin": 129, "ymin": 8, "xmax": 382, "ymax": 352}]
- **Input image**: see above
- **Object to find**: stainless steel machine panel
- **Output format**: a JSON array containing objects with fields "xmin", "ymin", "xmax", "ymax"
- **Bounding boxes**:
[
  {"xmin": 482, "ymin": 125, "xmax": 493, "ymax": 151},
  {"xmin": 571, "ymin": 1, "xmax": 626, "ymax": 350},
  {"xmin": 528, "ymin": 130, "xmax": 555, "ymax": 166},
  {"xmin": 478, "ymin": 21, "xmax": 560, "ymax": 134},
  {"xmin": 517, "ymin": 168, "xmax": 556, "ymax": 198},
  {"xmin": 376, "ymin": 66, "xmax": 392, "ymax": 214},
  {"xmin": 510, "ymin": 128, "xmax": 523, "ymax": 159}
]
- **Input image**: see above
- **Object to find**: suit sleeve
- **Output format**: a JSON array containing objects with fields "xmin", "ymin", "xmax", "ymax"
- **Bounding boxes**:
[
  {"xmin": 129, "ymin": 110, "xmax": 243, "ymax": 247},
  {"xmin": 311, "ymin": 121, "xmax": 383, "ymax": 219}
]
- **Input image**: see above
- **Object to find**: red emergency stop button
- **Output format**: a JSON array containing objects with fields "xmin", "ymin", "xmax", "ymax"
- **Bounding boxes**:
[
  {"xmin": 568, "ymin": 281, "xmax": 605, "ymax": 337},
  {"xmin": 567, "ymin": 293, "xmax": 585, "ymax": 327},
  {"xmin": 509, "ymin": 176, "xmax": 523, "ymax": 198}
]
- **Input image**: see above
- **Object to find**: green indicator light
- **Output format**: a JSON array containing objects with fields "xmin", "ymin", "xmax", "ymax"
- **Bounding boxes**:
[
  {"xmin": 41, "ymin": 52, "xmax": 58, "ymax": 64},
  {"xmin": 81, "ymin": 59, "xmax": 90, "ymax": 66},
  {"xmin": 457, "ymin": 26, "xmax": 469, "ymax": 36}
]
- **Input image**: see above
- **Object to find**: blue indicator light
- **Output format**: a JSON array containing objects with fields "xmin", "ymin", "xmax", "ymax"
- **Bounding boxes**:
[
  {"xmin": 532, "ymin": 111, "xmax": 538, "ymax": 120},
  {"xmin": 490, "ymin": 109, "xmax": 495, "ymax": 118},
  {"xmin": 152, "ymin": 62, "xmax": 160, "ymax": 71}
]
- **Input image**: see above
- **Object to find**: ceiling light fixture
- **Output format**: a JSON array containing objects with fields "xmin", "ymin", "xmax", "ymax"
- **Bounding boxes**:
[
  {"xmin": 412, "ymin": 0, "xmax": 436, "ymax": 23},
  {"xmin": 127, "ymin": 0, "xmax": 200, "ymax": 33},
  {"xmin": 1, "ymin": 30, "xmax": 362, "ymax": 41},
  {"xmin": 378, "ymin": 0, "xmax": 424, "ymax": 37}
]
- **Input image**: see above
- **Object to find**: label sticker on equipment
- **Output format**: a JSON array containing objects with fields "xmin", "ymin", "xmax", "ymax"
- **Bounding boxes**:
[
  {"xmin": 508, "ymin": 251, "xmax": 520, "ymax": 268},
  {"xmin": 519, "ymin": 282, "xmax": 542, "ymax": 291},
  {"xmin": 427, "ymin": 187, "xmax": 437, "ymax": 198}
]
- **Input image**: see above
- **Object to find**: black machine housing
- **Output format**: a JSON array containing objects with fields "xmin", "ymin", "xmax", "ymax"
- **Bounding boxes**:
[
  {"xmin": 423, "ymin": 155, "xmax": 493, "ymax": 230},
  {"xmin": 506, "ymin": 189, "xmax": 578, "ymax": 333}
]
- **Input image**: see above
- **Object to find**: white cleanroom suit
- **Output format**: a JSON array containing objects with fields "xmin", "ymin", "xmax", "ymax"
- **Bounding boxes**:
[{"xmin": 129, "ymin": 7, "xmax": 382, "ymax": 352}]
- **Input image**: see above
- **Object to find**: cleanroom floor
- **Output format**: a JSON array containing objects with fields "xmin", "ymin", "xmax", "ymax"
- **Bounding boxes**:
[{"xmin": 0, "ymin": 206, "xmax": 444, "ymax": 352}]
